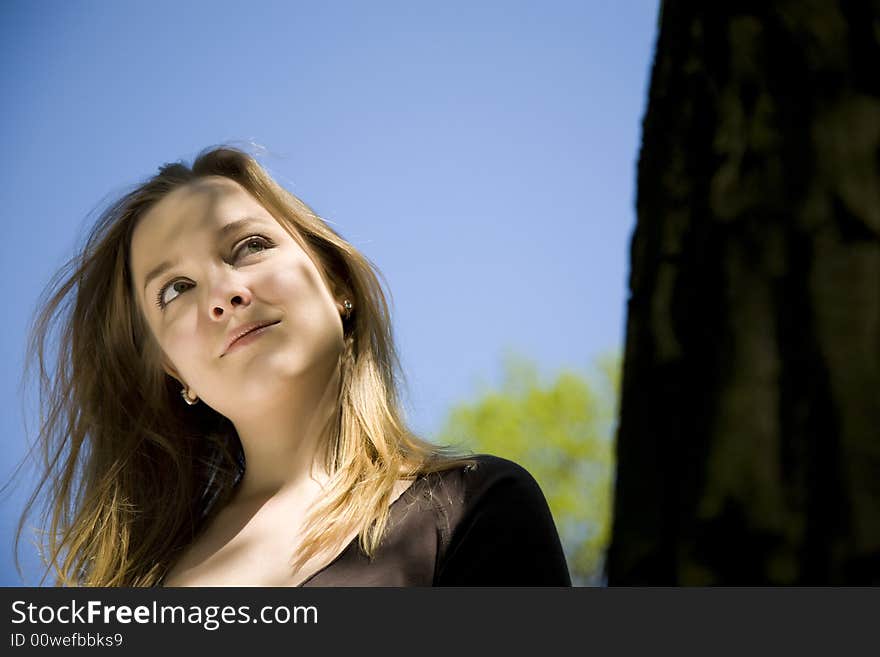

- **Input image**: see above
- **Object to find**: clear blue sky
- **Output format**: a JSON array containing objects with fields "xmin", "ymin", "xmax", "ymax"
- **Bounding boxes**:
[{"xmin": 0, "ymin": 0, "xmax": 659, "ymax": 584}]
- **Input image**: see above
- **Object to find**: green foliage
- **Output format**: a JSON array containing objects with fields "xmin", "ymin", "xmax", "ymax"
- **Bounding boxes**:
[{"xmin": 432, "ymin": 348, "xmax": 620, "ymax": 586}]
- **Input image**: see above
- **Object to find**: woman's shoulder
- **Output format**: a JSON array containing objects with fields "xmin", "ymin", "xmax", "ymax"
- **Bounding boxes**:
[
  {"xmin": 410, "ymin": 453, "xmax": 549, "ymax": 531},
  {"xmin": 421, "ymin": 454, "xmax": 571, "ymax": 585},
  {"xmin": 424, "ymin": 453, "xmax": 543, "ymax": 500}
]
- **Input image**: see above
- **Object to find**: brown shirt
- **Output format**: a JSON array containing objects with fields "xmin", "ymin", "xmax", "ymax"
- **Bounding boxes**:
[{"xmin": 295, "ymin": 454, "xmax": 572, "ymax": 587}]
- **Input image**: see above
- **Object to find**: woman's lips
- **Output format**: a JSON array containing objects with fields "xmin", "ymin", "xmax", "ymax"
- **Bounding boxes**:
[{"xmin": 222, "ymin": 321, "xmax": 280, "ymax": 356}]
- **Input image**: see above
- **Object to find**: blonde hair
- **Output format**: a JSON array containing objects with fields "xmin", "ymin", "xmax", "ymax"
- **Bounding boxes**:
[{"xmin": 16, "ymin": 145, "xmax": 476, "ymax": 586}]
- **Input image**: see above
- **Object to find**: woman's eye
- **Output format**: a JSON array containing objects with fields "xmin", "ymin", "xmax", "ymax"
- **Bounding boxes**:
[
  {"xmin": 156, "ymin": 280, "xmax": 192, "ymax": 309},
  {"xmin": 236, "ymin": 236, "xmax": 271, "ymax": 258}
]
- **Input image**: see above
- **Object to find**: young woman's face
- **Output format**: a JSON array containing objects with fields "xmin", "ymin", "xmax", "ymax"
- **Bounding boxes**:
[{"xmin": 129, "ymin": 176, "xmax": 345, "ymax": 417}]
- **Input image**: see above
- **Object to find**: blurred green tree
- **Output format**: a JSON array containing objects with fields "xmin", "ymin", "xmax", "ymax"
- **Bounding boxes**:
[{"xmin": 432, "ymin": 348, "xmax": 620, "ymax": 586}]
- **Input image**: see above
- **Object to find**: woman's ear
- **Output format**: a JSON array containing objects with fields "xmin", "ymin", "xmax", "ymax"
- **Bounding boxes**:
[
  {"xmin": 161, "ymin": 355, "xmax": 183, "ymax": 385},
  {"xmin": 332, "ymin": 282, "xmax": 352, "ymax": 306}
]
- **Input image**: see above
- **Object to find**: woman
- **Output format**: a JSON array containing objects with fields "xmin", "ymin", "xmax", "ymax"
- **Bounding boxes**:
[{"xmin": 17, "ymin": 145, "xmax": 571, "ymax": 587}]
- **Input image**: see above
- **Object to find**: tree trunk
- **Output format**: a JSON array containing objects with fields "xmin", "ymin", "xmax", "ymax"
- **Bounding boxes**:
[{"xmin": 607, "ymin": 0, "xmax": 880, "ymax": 585}]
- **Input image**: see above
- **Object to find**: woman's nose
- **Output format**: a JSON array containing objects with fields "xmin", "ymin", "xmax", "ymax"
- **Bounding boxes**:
[{"xmin": 207, "ymin": 275, "xmax": 252, "ymax": 320}]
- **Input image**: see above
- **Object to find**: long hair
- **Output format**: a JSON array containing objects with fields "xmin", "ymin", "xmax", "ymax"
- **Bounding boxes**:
[{"xmin": 16, "ymin": 145, "xmax": 476, "ymax": 586}]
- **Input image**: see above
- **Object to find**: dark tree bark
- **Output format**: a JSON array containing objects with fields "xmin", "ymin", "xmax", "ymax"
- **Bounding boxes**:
[{"xmin": 607, "ymin": 0, "xmax": 880, "ymax": 584}]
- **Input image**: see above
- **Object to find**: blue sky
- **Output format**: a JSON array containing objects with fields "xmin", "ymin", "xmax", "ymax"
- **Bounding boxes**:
[{"xmin": 0, "ymin": 0, "xmax": 659, "ymax": 585}]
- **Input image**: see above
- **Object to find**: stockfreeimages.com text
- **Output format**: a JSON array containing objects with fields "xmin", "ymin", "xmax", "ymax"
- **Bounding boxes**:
[{"xmin": 11, "ymin": 600, "xmax": 317, "ymax": 631}]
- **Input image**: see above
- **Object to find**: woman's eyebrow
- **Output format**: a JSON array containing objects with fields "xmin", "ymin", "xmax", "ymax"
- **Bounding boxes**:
[{"xmin": 141, "ymin": 216, "xmax": 272, "ymax": 294}]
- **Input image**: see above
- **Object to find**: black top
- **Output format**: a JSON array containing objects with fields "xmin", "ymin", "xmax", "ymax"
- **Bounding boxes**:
[
  {"xmin": 158, "ymin": 454, "xmax": 571, "ymax": 586},
  {"xmin": 296, "ymin": 454, "xmax": 572, "ymax": 587}
]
